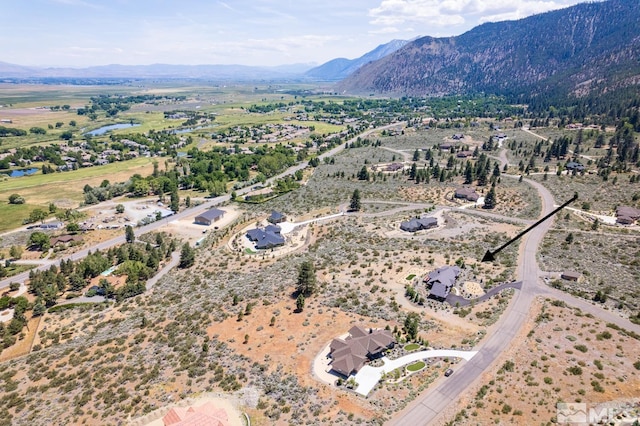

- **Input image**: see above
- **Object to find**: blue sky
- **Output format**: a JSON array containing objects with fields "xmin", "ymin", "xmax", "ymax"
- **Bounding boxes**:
[{"xmin": 1, "ymin": 0, "xmax": 588, "ymax": 67}]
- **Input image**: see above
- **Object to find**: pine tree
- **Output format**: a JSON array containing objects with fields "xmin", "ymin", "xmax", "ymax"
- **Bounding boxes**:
[
  {"xmin": 409, "ymin": 163, "xmax": 417, "ymax": 180},
  {"xmin": 125, "ymin": 225, "xmax": 135, "ymax": 244},
  {"xmin": 179, "ymin": 243, "xmax": 195, "ymax": 268},
  {"xmin": 296, "ymin": 261, "xmax": 317, "ymax": 296},
  {"xmin": 349, "ymin": 189, "xmax": 361, "ymax": 212},
  {"xmin": 484, "ymin": 185, "xmax": 497, "ymax": 209},
  {"xmin": 296, "ymin": 294, "xmax": 305, "ymax": 312},
  {"xmin": 170, "ymin": 189, "xmax": 179, "ymax": 213}
]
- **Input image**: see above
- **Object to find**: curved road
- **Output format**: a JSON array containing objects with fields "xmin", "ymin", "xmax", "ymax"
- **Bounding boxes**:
[{"xmin": 388, "ymin": 152, "xmax": 640, "ymax": 425}]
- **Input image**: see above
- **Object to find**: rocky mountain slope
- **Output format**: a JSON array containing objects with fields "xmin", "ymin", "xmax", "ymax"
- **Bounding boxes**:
[{"xmin": 338, "ymin": 0, "xmax": 640, "ymax": 100}]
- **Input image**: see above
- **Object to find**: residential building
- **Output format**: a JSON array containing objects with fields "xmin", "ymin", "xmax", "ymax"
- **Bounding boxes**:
[
  {"xmin": 329, "ymin": 326, "xmax": 395, "ymax": 377},
  {"xmin": 454, "ymin": 187, "xmax": 480, "ymax": 202},
  {"xmin": 50, "ymin": 235, "xmax": 83, "ymax": 247},
  {"xmin": 163, "ymin": 401, "xmax": 230, "ymax": 426},
  {"xmin": 561, "ymin": 271, "xmax": 581, "ymax": 282},
  {"xmin": 565, "ymin": 161, "xmax": 585, "ymax": 172},
  {"xmin": 400, "ymin": 217, "xmax": 437, "ymax": 233},
  {"xmin": 615, "ymin": 206, "xmax": 640, "ymax": 225},
  {"xmin": 268, "ymin": 210, "xmax": 286, "ymax": 224},
  {"xmin": 425, "ymin": 266, "xmax": 461, "ymax": 301},
  {"xmin": 246, "ymin": 225, "xmax": 285, "ymax": 250}
]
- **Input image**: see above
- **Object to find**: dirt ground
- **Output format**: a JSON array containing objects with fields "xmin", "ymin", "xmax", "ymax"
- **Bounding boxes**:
[
  {"xmin": 159, "ymin": 205, "xmax": 241, "ymax": 245},
  {"xmin": 0, "ymin": 316, "xmax": 40, "ymax": 362},
  {"xmin": 438, "ymin": 297, "xmax": 640, "ymax": 425},
  {"xmin": 207, "ymin": 297, "xmax": 383, "ymax": 421}
]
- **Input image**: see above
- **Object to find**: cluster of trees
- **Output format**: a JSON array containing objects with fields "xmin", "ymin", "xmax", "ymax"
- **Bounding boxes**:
[
  {"xmin": 462, "ymin": 153, "xmax": 500, "ymax": 186},
  {"xmin": 83, "ymin": 179, "xmax": 135, "ymax": 205},
  {"xmin": 78, "ymin": 94, "xmax": 180, "ymax": 118},
  {"xmin": 0, "ymin": 126, "xmax": 27, "ymax": 137},
  {"xmin": 0, "ymin": 295, "xmax": 29, "ymax": 349},
  {"xmin": 27, "ymin": 232, "xmax": 176, "ymax": 310}
]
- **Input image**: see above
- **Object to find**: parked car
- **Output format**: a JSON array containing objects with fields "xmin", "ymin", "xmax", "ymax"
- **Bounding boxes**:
[{"xmin": 444, "ymin": 368, "xmax": 454, "ymax": 377}]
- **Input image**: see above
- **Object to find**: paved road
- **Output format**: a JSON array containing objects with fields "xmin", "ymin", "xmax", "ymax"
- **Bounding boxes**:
[
  {"xmin": 146, "ymin": 251, "xmax": 180, "ymax": 291},
  {"xmin": 388, "ymin": 152, "xmax": 640, "ymax": 425},
  {"xmin": 0, "ymin": 121, "xmax": 404, "ymax": 291}
]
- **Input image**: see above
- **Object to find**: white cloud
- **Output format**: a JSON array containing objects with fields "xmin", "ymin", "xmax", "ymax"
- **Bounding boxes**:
[
  {"xmin": 368, "ymin": 0, "xmax": 586, "ymax": 34},
  {"xmin": 369, "ymin": 26, "xmax": 402, "ymax": 35}
]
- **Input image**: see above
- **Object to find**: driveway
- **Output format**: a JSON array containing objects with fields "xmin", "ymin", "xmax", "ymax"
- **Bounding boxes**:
[{"xmin": 354, "ymin": 349, "xmax": 478, "ymax": 397}]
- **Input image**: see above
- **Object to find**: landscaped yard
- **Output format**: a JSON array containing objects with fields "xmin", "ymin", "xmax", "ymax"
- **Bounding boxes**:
[
  {"xmin": 406, "ymin": 361, "xmax": 426, "ymax": 372},
  {"xmin": 404, "ymin": 343, "xmax": 421, "ymax": 351},
  {"xmin": 405, "ymin": 274, "xmax": 416, "ymax": 280}
]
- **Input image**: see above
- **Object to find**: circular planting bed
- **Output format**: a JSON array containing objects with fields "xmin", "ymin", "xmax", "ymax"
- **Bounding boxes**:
[{"xmin": 406, "ymin": 361, "xmax": 426, "ymax": 372}]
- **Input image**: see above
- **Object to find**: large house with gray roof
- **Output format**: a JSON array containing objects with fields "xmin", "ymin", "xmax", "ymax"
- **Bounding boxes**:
[
  {"xmin": 400, "ymin": 217, "xmax": 438, "ymax": 233},
  {"xmin": 424, "ymin": 265, "xmax": 461, "ymax": 301},
  {"xmin": 246, "ymin": 224, "xmax": 285, "ymax": 250},
  {"xmin": 329, "ymin": 326, "xmax": 395, "ymax": 377}
]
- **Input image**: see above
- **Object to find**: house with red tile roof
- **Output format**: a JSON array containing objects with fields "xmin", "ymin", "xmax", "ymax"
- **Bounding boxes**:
[{"xmin": 163, "ymin": 401, "xmax": 230, "ymax": 426}]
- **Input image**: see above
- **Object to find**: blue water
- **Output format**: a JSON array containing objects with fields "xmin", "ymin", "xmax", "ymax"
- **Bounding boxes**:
[
  {"xmin": 100, "ymin": 265, "xmax": 118, "ymax": 276},
  {"xmin": 85, "ymin": 123, "xmax": 140, "ymax": 136},
  {"xmin": 7, "ymin": 168, "xmax": 38, "ymax": 177}
]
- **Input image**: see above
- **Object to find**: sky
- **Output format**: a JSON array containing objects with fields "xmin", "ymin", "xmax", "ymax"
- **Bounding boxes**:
[{"xmin": 1, "ymin": 0, "xmax": 590, "ymax": 68}]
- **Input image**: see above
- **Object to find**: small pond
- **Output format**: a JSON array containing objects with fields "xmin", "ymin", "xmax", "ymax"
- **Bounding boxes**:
[
  {"xmin": 5, "ymin": 168, "xmax": 39, "ymax": 177},
  {"xmin": 84, "ymin": 123, "xmax": 140, "ymax": 136}
]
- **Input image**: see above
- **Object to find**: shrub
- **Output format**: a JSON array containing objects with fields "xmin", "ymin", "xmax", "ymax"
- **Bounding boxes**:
[
  {"xmin": 567, "ymin": 365, "xmax": 583, "ymax": 375},
  {"xmin": 8, "ymin": 194, "xmax": 25, "ymax": 204},
  {"xmin": 574, "ymin": 344, "xmax": 588, "ymax": 353}
]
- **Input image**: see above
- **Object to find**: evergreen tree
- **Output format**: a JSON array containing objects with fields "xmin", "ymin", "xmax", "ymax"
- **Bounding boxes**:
[
  {"xmin": 484, "ymin": 185, "xmax": 497, "ymax": 209},
  {"xmin": 179, "ymin": 243, "xmax": 195, "ymax": 268},
  {"xmin": 404, "ymin": 312, "xmax": 420, "ymax": 341},
  {"xmin": 125, "ymin": 225, "xmax": 135, "ymax": 244},
  {"xmin": 170, "ymin": 189, "xmax": 179, "ymax": 213},
  {"xmin": 349, "ymin": 189, "xmax": 361, "ymax": 212},
  {"xmin": 357, "ymin": 166, "xmax": 370, "ymax": 181},
  {"xmin": 295, "ymin": 294, "xmax": 305, "ymax": 312},
  {"xmin": 296, "ymin": 260, "xmax": 317, "ymax": 296},
  {"xmin": 409, "ymin": 163, "xmax": 417, "ymax": 180},
  {"xmin": 464, "ymin": 162, "xmax": 474, "ymax": 184}
]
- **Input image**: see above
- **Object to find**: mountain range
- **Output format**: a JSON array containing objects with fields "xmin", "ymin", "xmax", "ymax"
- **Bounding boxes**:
[
  {"xmin": 0, "ymin": 62, "xmax": 313, "ymax": 81},
  {"xmin": 0, "ymin": 39, "xmax": 409, "ymax": 82},
  {"xmin": 304, "ymin": 39, "xmax": 410, "ymax": 81},
  {"xmin": 2, "ymin": 0, "xmax": 639, "ymax": 103},
  {"xmin": 338, "ymin": 0, "xmax": 640, "ymax": 101}
]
